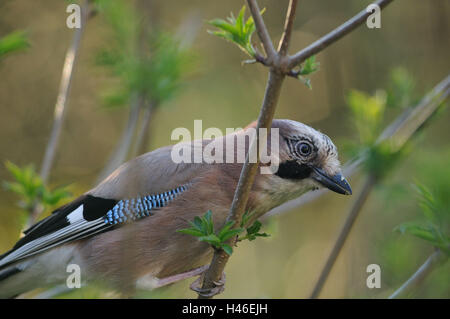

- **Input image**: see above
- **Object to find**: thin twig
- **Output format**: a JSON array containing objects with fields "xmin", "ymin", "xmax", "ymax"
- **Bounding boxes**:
[
  {"xmin": 26, "ymin": 0, "xmax": 91, "ymax": 229},
  {"xmin": 278, "ymin": 0, "xmax": 298, "ymax": 56},
  {"xmin": 288, "ymin": 0, "xmax": 394, "ymax": 69},
  {"xmin": 96, "ymin": 94, "xmax": 142, "ymax": 183},
  {"xmin": 310, "ymin": 174, "xmax": 377, "ymax": 299},
  {"xmin": 378, "ymin": 76, "xmax": 450, "ymax": 149},
  {"xmin": 131, "ymin": 100, "xmax": 154, "ymax": 157},
  {"xmin": 40, "ymin": 0, "xmax": 91, "ymax": 184},
  {"xmin": 388, "ymin": 249, "xmax": 447, "ymax": 299},
  {"xmin": 246, "ymin": 0, "xmax": 277, "ymax": 60}
]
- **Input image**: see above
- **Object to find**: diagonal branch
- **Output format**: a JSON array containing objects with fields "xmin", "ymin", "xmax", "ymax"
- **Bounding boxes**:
[
  {"xmin": 198, "ymin": 70, "xmax": 286, "ymax": 299},
  {"xmin": 246, "ymin": 0, "xmax": 276, "ymax": 60},
  {"xmin": 309, "ymin": 174, "xmax": 377, "ymax": 299},
  {"xmin": 197, "ymin": 0, "xmax": 296, "ymax": 299},
  {"xmin": 40, "ymin": 0, "xmax": 91, "ymax": 184},
  {"xmin": 25, "ymin": 0, "xmax": 92, "ymax": 229},
  {"xmin": 288, "ymin": 0, "xmax": 394, "ymax": 69},
  {"xmin": 307, "ymin": 75, "xmax": 449, "ymax": 298},
  {"xmin": 278, "ymin": 0, "xmax": 298, "ymax": 56},
  {"xmin": 388, "ymin": 249, "xmax": 447, "ymax": 299},
  {"xmin": 96, "ymin": 94, "xmax": 143, "ymax": 183}
]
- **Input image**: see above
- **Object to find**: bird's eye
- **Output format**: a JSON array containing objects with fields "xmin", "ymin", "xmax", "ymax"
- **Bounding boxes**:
[{"xmin": 296, "ymin": 142, "xmax": 312, "ymax": 156}]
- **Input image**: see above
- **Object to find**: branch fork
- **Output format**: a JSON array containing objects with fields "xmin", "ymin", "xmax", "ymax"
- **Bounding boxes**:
[{"xmin": 196, "ymin": 0, "xmax": 395, "ymax": 299}]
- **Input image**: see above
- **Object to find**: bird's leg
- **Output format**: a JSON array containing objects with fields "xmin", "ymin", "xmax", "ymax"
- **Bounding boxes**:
[
  {"xmin": 136, "ymin": 265, "xmax": 210, "ymax": 290},
  {"xmin": 190, "ymin": 271, "xmax": 226, "ymax": 297}
]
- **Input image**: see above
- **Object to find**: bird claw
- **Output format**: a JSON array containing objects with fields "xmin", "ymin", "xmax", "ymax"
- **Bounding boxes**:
[{"xmin": 190, "ymin": 272, "xmax": 226, "ymax": 297}]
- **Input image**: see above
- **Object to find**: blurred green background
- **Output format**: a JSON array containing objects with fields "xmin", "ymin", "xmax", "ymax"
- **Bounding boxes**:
[{"xmin": 0, "ymin": 0, "xmax": 449, "ymax": 298}]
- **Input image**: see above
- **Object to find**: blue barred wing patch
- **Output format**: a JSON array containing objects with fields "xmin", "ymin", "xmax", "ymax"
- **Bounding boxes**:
[{"xmin": 103, "ymin": 185, "xmax": 187, "ymax": 225}]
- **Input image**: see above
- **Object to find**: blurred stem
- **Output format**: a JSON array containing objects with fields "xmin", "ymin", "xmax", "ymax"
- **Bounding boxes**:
[
  {"xmin": 131, "ymin": 101, "xmax": 154, "ymax": 157},
  {"xmin": 388, "ymin": 249, "xmax": 447, "ymax": 299},
  {"xmin": 97, "ymin": 0, "xmax": 154, "ymax": 183},
  {"xmin": 25, "ymin": 202, "xmax": 43, "ymax": 230},
  {"xmin": 288, "ymin": 0, "xmax": 394, "ymax": 69},
  {"xmin": 27, "ymin": 0, "xmax": 90, "ymax": 229},
  {"xmin": 310, "ymin": 174, "xmax": 377, "ymax": 299},
  {"xmin": 277, "ymin": 0, "xmax": 298, "ymax": 56},
  {"xmin": 96, "ymin": 94, "xmax": 143, "ymax": 183},
  {"xmin": 307, "ymin": 75, "xmax": 449, "ymax": 298},
  {"xmin": 40, "ymin": 0, "xmax": 90, "ymax": 184}
]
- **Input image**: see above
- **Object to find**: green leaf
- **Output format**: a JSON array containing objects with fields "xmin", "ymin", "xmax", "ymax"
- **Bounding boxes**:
[
  {"xmin": 221, "ymin": 244, "xmax": 233, "ymax": 256},
  {"xmin": 347, "ymin": 89, "xmax": 387, "ymax": 146},
  {"xmin": 217, "ymin": 220, "xmax": 235, "ymax": 238},
  {"xmin": 179, "ymin": 210, "xmax": 254, "ymax": 252},
  {"xmin": 414, "ymin": 183, "xmax": 438, "ymax": 224},
  {"xmin": 209, "ymin": 19, "xmax": 238, "ymax": 35},
  {"xmin": 0, "ymin": 30, "xmax": 29, "ymax": 59},
  {"xmin": 248, "ymin": 232, "xmax": 270, "ymax": 241},
  {"xmin": 219, "ymin": 228, "xmax": 244, "ymax": 242},
  {"xmin": 96, "ymin": 1, "xmax": 194, "ymax": 108},
  {"xmin": 42, "ymin": 187, "xmax": 71, "ymax": 206},
  {"xmin": 176, "ymin": 228, "xmax": 204, "ymax": 237},
  {"xmin": 292, "ymin": 56, "xmax": 319, "ymax": 89},
  {"xmin": 247, "ymin": 220, "xmax": 262, "ymax": 235},
  {"xmin": 395, "ymin": 179, "xmax": 449, "ymax": 254},
  {"xmin": 203, "ymin": 210, "xmax": 214, "ymax": 235},
  {"xmin": 177, "ymin": 210, "xmax": 218, "ymax": 238},
  {"xmin": 3, "ymin": 161, "xmax": 71, "ymax": 220},
  {"xmin": 207, "ymin": 6, "xmax": 261, "ymax": 58},
  {"xmin": 192, "ymin": 216, "xmax": 205, "ymax": 231},
  {"xmin": 386, "ymin": 67, "xmax": 415, "ymax": 109},
  {"xmin": 299, "ymin": 56, "xmax": 319, "ymax": 75},
  {"xmin": 239, "ymin": 220, "xmax": 271, "ymax": 242},
  {"xmin": 198, "ymin": 234, "xmax": 221, "ymax": 247},
  {"xmin": 395, "ymin": 222, "xmax": 437, "ymax": 243}
]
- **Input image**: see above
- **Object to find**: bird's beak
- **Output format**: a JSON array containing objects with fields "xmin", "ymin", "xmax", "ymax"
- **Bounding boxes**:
[{"xmin": 311, "ymin": 167, "xmax": 352, "ymax": 195}]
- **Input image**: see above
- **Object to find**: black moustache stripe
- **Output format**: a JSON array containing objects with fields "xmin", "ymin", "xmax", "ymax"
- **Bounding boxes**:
[{"xmin": 275, "ymin": 160, "xmax": 312, "ymax": 180}]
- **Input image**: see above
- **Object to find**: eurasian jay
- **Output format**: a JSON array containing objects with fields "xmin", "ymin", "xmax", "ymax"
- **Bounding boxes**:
[{"xmin": 0, "ymin": 119, "xmax": 351, "ymax": 298}]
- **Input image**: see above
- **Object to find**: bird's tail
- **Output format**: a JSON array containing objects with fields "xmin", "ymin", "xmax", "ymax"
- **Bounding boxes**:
[
  {"xmin": 0, "ymin": 259, "xmax": 37, "ymax": 298},
  {"xmin": 0, "ymin": 244, "xmax": 82, "ymax": 298}
]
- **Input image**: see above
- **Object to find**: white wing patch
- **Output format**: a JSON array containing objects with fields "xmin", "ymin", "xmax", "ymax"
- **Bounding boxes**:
[{"xmin": 67, "ymin": 205, "xmax": 84, "ymax": 224}]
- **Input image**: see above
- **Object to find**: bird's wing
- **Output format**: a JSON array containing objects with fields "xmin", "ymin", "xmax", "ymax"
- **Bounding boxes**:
[
  {"xmin": 0, "ymin": 142, "xmax": 212, "ymax": 268},
  {"xmin": 0, "ymin": 185, "xmax": 189, "ymax": 268}
]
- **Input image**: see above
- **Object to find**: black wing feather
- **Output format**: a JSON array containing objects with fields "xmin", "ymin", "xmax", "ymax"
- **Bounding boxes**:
[
  {"xmin": 0, "ymin": 195, "xmax": 117, "ymax": 268},
  {"xmin": 14, "ymin": 195, "xmax": 117, "ymax": 251}
]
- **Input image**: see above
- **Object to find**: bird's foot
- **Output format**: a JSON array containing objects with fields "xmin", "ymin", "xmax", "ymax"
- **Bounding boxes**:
[{"xmin": 190, "ymin": 272, "xmax": 226, "ymax": 297}]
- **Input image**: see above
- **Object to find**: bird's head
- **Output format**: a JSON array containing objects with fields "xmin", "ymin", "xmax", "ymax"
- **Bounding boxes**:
[{"xmin": 253, "ymin": 119, "xmax": 352, "ymax": 207}]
